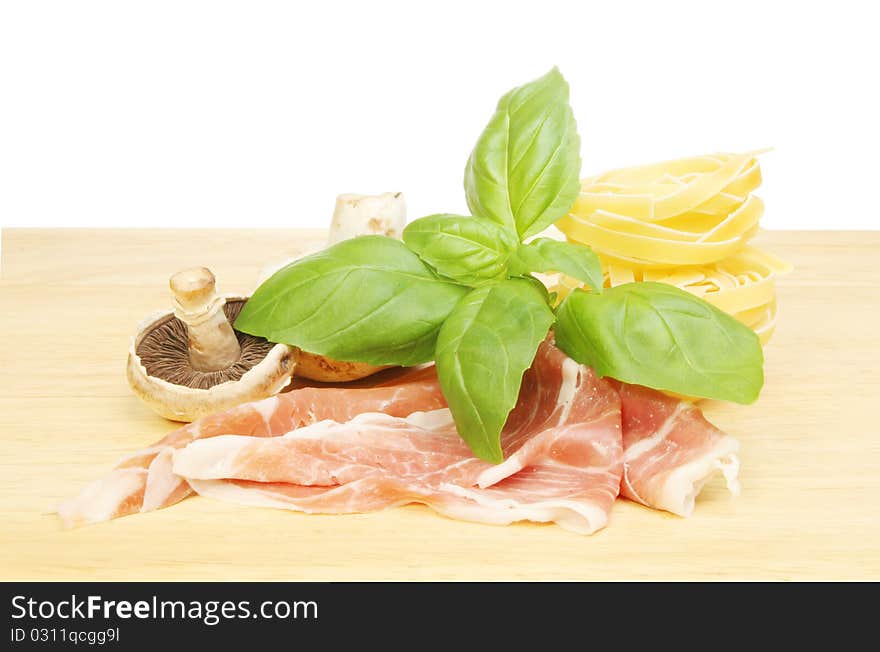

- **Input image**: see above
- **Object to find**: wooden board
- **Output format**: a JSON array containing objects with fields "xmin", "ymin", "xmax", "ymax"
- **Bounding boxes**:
[{"xmin": 1, "ymin": 229, "xmax": 878, "ymax": 581}]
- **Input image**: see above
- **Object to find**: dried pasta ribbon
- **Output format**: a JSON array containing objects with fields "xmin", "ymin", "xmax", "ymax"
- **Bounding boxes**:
[
  {"xmin": 552, "ymin": 151, "xmax": 791, "ymax": 345},
  {"xmin": 558, "ymin": 152, "xmax": 764, "ymax": 267}
]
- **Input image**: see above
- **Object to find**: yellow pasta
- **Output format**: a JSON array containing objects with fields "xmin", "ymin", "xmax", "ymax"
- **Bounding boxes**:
[
  {"xmin": 558, "ymin": 152, "xmax": 764, "ymax": 267},
  {"xmin": 553, "ymin": 151, "xmax": 790, "ymax": 345}
]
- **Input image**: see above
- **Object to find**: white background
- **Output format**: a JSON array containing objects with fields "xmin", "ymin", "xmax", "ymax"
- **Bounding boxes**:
[{"xmin": 1, "ymin": 0, "xmax": 877, "ymax": 230}]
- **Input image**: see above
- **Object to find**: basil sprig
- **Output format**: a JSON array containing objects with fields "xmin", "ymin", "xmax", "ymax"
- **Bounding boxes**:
[{"xmin": 237, "ymin": 68, "xmax": 765, "ymax": 463}]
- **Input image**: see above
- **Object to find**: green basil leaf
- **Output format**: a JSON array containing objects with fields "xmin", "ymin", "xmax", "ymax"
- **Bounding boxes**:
[
  {"xmin": 555, "ymin": 282, "xmax": 764, "ymax": 404},
  {"xmin": 402, "ymin": 214, "xmax": 518, "ymax": 286},
  {"xmin": 235, "ymin": 236, "xmax": 469, "ymax": 366},
  {"xmin": 435, "ymin": 278, "xmax": 555, "ymax": 462},
  {"xmin": 464, "ymin": 67, "xmax": 581, "ymax": 239},
  {"xmin": 509, "ymin": 237, "xmax": 604, "ymax": 293}
]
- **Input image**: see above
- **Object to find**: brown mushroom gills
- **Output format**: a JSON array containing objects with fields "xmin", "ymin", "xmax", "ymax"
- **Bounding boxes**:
[{"xmin": 136, "ymin": 300, "xmax": 276, "ymax": 390}]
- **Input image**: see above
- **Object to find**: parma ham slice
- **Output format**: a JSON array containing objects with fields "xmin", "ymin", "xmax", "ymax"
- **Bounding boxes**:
[
  {"xmin": 58, "ymin": 341, "xmax": 742, "ymax": 534},
  {"xmin": 175, "ymin": 343, "xmax": 623, "ymax": 534}
]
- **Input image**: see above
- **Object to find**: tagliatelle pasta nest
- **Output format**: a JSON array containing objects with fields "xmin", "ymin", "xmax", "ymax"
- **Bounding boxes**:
[
  {"xmin": 558, "ymin": 152, "xmax": 766, "ymax": 267},
  {"xmin": 554, "ymin": 151, "xmax": 791, "ymax": 344}
]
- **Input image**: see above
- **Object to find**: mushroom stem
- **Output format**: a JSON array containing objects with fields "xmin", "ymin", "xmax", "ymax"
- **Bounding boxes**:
[
  {"xmin": 169, "ymin": 267, "xmax": 242, "ymax": 372},
  {"xmin": 327, "ymin": 192, "xmax": 407, "ymax": 245}
]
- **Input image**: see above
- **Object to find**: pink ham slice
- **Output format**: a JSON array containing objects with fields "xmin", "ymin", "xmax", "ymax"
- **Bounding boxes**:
[
  {"xmin": 176, "ymin": 343, "xmax": 624, "ymax": 535},
  {"xmin": 612, "ymin": 381, "xmax": 741, "ymax": 517},
  {"xmin": 58, "ymin": 341, "xmax": 741, "ymax": 534},
  {"xmin": 57, "ymin": 367, "xmax": 445, "ymax": 527}
]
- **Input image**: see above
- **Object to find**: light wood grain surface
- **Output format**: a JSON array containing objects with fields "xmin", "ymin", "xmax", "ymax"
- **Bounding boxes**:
[{"xmin": 1, "ymin": 229, "xmax": 878, "ymax": 581}]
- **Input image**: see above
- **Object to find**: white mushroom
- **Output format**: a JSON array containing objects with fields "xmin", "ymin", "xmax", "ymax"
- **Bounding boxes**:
[
  {"xmin": 327, "ymin": 191, "xmax": 407, "ymax": 244},
  {"xmin": 127, "ymin": 267, "xmax": 295, "ymax": 422}
]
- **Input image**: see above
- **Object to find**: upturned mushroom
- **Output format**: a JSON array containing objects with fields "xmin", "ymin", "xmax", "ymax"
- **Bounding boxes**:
[{"xmin": 127, "ymin": 267, "xmax": 295, "ymax": 422}]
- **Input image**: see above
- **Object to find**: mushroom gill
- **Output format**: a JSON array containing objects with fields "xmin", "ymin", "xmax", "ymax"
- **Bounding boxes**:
[{"xmin": 136, "ymin": 299, "xmax": 276, "ymax": 389}]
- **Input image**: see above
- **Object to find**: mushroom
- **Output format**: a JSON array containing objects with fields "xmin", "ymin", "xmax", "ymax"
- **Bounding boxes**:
[
  {"xmin": 127, "ymin": 267, "xmax": 295, "ymax": 422},
  {"xmin": 291, "ymin": 350, "xmax": 383, "ymax": 383},
  {"xmin": 327, "ymin": 191, "xmax": 407, "ymax": 244}
]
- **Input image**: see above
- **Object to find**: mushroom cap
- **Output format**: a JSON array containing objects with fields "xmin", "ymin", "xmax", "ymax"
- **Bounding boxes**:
[
  {"xmin": 294, "ymin": 349, "xmax": 388, "ymax": 383},
  {"xmin": 127, "ymin": 297, "xmax": 295, "ymax": 422}
]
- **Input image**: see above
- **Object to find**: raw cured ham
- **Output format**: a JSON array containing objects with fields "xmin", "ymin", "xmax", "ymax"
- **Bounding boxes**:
[
  {"xmin": 175, "ymin": 343, "xmax": 624, "ymax": 534},
  {"xmin": 612, "ymin": 380, "xmax": 741, "ymax": 516},
  {"xmin": 59, "ymin": 341, "xmax": 741, "ymax": 534},
  {"xmin": 57, "ymin": 367, "xmax": 445, "ymax": 527}
]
